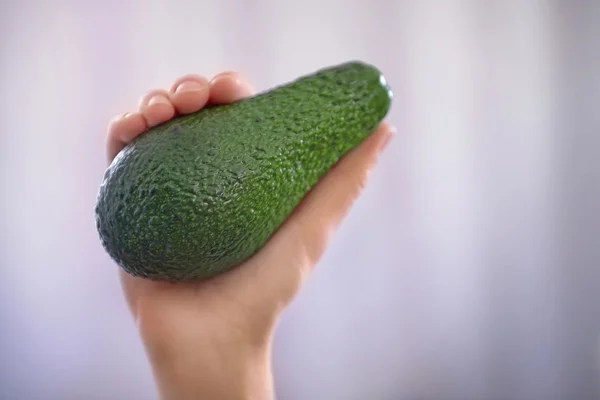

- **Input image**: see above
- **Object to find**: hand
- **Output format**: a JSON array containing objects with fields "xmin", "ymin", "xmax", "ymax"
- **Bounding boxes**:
[{"xmin": 106, "ymin": 71, "xmax": 394, "ymax": 400}]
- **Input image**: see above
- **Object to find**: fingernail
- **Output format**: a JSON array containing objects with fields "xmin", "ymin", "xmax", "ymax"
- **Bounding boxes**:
[
  {"xmin": 175, "ymin": 80, "xmax": 205, "ymax": 93},
  {"xmin": 148, "ymin": 94, "xmax": 170, "ymax": 106}
]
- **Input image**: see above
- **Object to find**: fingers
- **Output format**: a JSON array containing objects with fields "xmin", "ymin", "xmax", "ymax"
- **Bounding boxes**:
[
  {"xmin": 105, "ymin": 71, "xmax": 254, "ymax": 165},
  {"xmin": 233, "ymin": 123, "xmax": 395, "ymax": 315}
]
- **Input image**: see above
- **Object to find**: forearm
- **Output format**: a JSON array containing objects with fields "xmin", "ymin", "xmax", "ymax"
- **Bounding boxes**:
[{"xmin": 144, "ymin": 335, "xmax": 274, "ymax": 400}]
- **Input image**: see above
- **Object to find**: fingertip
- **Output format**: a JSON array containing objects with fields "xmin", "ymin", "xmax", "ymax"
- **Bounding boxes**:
[
  {"xmin": 108, "ymin": 112, "xmax": 146, "ymax": 139},
  {"xmin": 169, "ymin": 74, "xmax": 210, "ymax": 114},
  {"xmin": 377, "ymin": 121, "xmax": 395, "ymax": 136},
  {"xmin": 209, "ymin": 71, "xmax": 254, "ymax": 104},
  {"xmin": 106, "ymin": 112, "xmax": 147, "ymax": 164},
  {"xmin": 373, "ymin": 121, "xmax": 395, "ymax": 154},
  {"xmin": 348, "ymin": 122, "xmax": 394, "ymax": 163},
  {"xmin": 139, "ymin": 90, "xmax": 176, "ymax": 127}
]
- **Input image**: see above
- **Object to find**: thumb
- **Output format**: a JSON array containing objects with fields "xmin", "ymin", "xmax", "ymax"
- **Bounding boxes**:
[{"xmin": 232, "ymin": 122, "xmax": 395, "ymax": 317}]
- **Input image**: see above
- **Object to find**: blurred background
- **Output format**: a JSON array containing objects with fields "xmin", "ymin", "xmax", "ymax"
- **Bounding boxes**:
[{"xmin": 1, "ymin": 0, "xmax": 599, "ymax": 399}]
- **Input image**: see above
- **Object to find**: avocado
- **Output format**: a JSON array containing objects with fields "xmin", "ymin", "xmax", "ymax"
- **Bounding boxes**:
[{"xmin": 95, "ymin": 61, "xmax": 393, "ymax": 281}]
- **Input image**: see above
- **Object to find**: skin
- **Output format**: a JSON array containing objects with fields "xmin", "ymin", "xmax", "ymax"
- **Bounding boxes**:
[{"xmin": 107, "ymin": 71, "xmax": 394, "ymax": 400}]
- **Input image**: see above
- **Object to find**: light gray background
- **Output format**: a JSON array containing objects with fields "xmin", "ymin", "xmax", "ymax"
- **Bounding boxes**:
[{"xmin": 1, "ymin": 1, "xmax": 599, "ymax": 399}]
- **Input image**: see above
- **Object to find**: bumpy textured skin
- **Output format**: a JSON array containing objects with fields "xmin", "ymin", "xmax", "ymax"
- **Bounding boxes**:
[{"xmin": 95, "ymin": 61, "xmax": 393, "ymax": 281}]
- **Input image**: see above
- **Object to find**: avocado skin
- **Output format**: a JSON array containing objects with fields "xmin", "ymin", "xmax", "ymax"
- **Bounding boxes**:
[{"xmin": 95, "ymin": 61, "xmax": 393, "ymax": 281}]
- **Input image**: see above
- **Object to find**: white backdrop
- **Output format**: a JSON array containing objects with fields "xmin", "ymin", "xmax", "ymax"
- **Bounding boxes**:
[{"xmin": 1, "ymin": 1, "xmax": 599, "ymax": 399}]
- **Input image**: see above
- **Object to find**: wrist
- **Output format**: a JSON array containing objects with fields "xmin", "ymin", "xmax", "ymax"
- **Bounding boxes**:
[{"xmin": 144, "ymin": 332, "xmax": 274, "ymax": 400}]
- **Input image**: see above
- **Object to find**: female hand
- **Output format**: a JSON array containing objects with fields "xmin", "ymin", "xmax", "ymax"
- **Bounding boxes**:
[{"xmin": 106, "ymin": 71, "xmax": 394, "ymax": 400}]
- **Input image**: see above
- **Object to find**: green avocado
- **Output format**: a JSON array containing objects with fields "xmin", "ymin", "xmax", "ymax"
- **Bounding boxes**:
[{"xmin": 95, "ymin": 61, "xmax": 393, "ymax": 281}]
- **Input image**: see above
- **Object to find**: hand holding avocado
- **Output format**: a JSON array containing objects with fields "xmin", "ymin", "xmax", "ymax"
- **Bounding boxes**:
[{"xmin": 100, "ymin": 63, "xmax": 393, "ymax": 399}]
